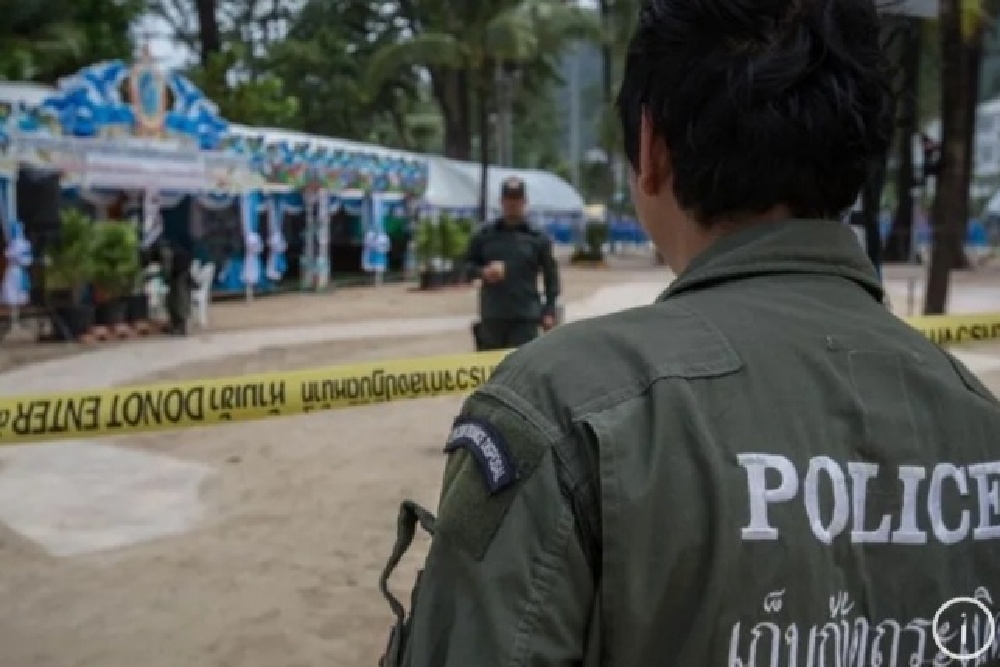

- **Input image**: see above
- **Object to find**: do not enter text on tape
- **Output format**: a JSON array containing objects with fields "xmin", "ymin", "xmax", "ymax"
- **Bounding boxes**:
[{"xmin": 1, "ymin": 311, "xmax": 1000, "ymax": 445}]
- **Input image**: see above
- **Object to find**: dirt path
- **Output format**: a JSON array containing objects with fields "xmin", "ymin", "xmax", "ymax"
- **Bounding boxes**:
[
  {"xmin": 0, "ymin": 332, "xmax": 467, "ymax": 667},
  {"xmin": 0, "ymin": 254, "xmax": 665, "ymax": 374}
]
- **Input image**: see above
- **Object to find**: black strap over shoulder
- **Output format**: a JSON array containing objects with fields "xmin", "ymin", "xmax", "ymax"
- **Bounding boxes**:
[{"xmin": 378, "ymin": 500, "xmax": 436, "ymax": 667}]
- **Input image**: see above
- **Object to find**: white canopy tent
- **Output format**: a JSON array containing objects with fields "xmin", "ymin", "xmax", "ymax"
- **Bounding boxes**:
[
  {"xmin": 0, "ymin": 82, "xmax": 57, "ymax": 108},
  {"xmin": 986, "ymin": 190, "xmax": 1000, "ymax": 215},
  {"xmin": 229, "ymin": 124, "xmax": 417, "ymax": 164},
  {"xmin": 230, "ymin": 125, "xmax": 586, "ymax": 220},
  {"xmin": 422, "ymin": 156, "xmax": 479, "ymax": 212},
  {"xmin": 444, "ymin": 160, "xmax": 585, "ymax": 220}
]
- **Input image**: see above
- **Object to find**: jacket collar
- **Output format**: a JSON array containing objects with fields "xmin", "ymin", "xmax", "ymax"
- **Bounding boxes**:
[
  {"xmin": 495, "ymin": 217, "xmax": 530, "ymax": 232},
  {"xmin": 658, "ymin": 219, "xmax": 884, "ymax": 303}
]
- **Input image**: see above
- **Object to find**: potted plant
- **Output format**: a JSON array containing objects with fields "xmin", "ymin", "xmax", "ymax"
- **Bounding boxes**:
[
  {"xmin": 449, "ymin": 218, "xmax": 473, "ymax": 283},
  {"xmin": 570, "ymin": 220, "xmax": 609, "ymax": 266},
  {"xmin": 46, "ymin": 209, "xmax": 97, "ymax": 338},
  {"xmin": 91, "ymin": 221, "xmax": 141, "ymax": 327},
  {"xmin": 415, "ymin": 218, "xmax": 443, "ymax": 290}
]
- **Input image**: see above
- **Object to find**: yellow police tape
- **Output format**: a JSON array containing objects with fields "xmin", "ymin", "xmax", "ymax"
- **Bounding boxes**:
[
  {"xmin": 1, "ymin": 312, "xmax": 1000, "ymax": 445},
  {"xmin": 0, "ymin": 350, "xmax": 508, "ymax": 445}
]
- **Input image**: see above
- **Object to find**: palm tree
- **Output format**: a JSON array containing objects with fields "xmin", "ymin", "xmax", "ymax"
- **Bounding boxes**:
[
  {"xmin": 366, "ymin": 0, "xmax": 600, "ymax": 220},
  {"xmin": 924, "ymin": 0, "xmax": 986, "ymax": 314}
]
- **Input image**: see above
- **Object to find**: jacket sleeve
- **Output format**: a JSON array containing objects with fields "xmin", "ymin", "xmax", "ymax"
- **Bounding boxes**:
[
  {"xmin": 401, "ymin": 392, "xmax": 596, "ymax": 667},
  {"xmin": 539, "ymin": 235, "xmax": 561, "ymax": 317},
  {"xmin": 465, "ymin": 228, "xmax": 487, "ymax": 280}
]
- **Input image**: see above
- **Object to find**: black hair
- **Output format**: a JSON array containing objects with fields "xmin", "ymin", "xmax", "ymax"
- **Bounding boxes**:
[{"xmin": 616, "ymin": 0, "xmax": 894, "ymax": 225}]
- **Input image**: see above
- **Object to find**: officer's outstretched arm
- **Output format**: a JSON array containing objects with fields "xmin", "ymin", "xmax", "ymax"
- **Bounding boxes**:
[
  {"xmin": 465, "ymin": 230, "xmax": 487, "ymax": 279},
  {"xmin": 402, "ymin": 393, "xmax": 595, "ymax": 666}
]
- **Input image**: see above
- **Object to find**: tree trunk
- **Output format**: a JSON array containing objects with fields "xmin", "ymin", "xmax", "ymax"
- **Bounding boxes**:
[
  {"xmin": 598, "ymin": 0, "xmax": 613, "ymax": 105},
  {"xmin": 193, "ymin": 0, "xmax": 221, "ymax": 65},
  {"xmin": 430, "ymin": 67, "xmax": 472, "ymax": 160},
  {"xmin": 478, "ymin": 71, "xmax": 491, "ymax": 223},
  {"xmin": 924, "ymin": 1, "xmax": 978, "ymax": 314},
  {"xmin": 885, "ymin": 18, "xmax": 922, "ymax": 263},
  {"xmin": 952, "ymin": 20, "xmax": 985, "ymax": 270}
]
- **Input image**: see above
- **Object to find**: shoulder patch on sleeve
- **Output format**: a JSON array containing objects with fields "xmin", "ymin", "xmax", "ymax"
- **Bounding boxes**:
[
  {"xmin": 435, "ymin": 396, "xmax": 550, "ymax": 560},
  {"xmin": 444, "ymin": 417, "xmax": 516, "ymax": 495}
]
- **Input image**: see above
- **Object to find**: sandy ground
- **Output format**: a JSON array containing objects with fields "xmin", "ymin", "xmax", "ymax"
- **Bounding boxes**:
[
  {"xmin": 1, "ymin": 253, "xmax": 1000, "ymax": 667},
  {"xmin": 0, "ymin": 333, "xmax": 468, "ymax": 667}
]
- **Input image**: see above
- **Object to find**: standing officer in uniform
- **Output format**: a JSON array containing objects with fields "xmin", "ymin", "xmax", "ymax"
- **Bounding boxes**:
[
  {"xmin": 378, "ymin": 0, "xmax": 1000, "ymax": 664},
  {"xmin": 466, "ymin": 177, "xmax": 560, "ymax": 351}
]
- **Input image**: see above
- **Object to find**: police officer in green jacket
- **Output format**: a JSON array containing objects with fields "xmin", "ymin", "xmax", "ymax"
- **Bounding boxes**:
[
  {"xmin": 466, "ymin": 177, "xmax": 560, "ymax": 351},
  {"xmin": 378, "ymin": 0, "xmax": 1000, "ymax": 664}
]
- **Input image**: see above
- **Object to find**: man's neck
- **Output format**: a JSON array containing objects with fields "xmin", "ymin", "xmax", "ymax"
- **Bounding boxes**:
[{"xmin": 669, "ymin": 206, "xmax": 793, "ymax": 273}]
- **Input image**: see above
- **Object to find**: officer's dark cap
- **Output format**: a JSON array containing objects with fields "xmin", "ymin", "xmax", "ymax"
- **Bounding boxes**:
[{"xmin": 500, "ymin": 176, "xmax": 526, "ymax": 200}]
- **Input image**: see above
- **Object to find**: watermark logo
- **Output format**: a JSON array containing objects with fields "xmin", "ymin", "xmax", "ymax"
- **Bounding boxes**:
[{"xmin": 932, "ymin": 596, "xmax": 997, "ymax": 662}]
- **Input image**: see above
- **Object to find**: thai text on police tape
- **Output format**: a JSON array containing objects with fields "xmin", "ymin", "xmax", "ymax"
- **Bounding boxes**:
[
  {"xmin": 0, "ymin": 311, "xmax": 999, "ymax": 444},
  {"xmin": 0, "ymin": 351, "xmax": 508, "ymax": 444}
]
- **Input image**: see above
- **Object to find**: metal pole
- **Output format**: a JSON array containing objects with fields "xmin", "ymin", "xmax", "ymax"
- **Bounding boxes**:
[
  {"xmin": 495, "ymin": 61, "xmax": 505, "ymax": 168},
  {"xmin": 504, "ymin": 73, "xmax": 515, "ymax": 166}
]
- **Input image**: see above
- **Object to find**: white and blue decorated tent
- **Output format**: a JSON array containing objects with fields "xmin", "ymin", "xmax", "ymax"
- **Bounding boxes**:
[
  {"xmin": 0, "ymin": 56, "xmax": 278, "ymax": 303},
  {"xmin": 226, "ymin": 124, "xmax": 428, "ymax": 288}
]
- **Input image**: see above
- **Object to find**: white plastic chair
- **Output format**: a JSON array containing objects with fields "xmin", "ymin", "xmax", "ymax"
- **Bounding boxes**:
[
  {"xmin": 143, "ymin": 263, "xmax": 168, "ymax": 320},
  {"xmin": 189, "ymin": 261, "xmax": 216, "ymax": 329}
]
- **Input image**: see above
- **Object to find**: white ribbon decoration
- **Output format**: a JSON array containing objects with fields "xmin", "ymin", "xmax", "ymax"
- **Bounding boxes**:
[
  {"xmin": 1, "ymin": 232, "xmax": 31, "ymax": 307},
  {"xmin": 314, "ymin": 191, "xmax": 331, "ymax": 289},
  {"xmin": 141, "ymin": 189, "xmax": 163, "ymax": 250},
  {"xmin": 265, "ymin": 196, "xmax": 287, "ymax": 281},
  {"xmin": 240, "ymin": 191, "xmax": 263, "ymax": 287},
  {"xmin": 0, "ymin": 176, "xmax": 30, "ymax": 307},
  {"xmin": 266, "ymin": 230, "xmax": 287, "ymax": 282},
  {"xmin": 241, "ymin": 230, "xmax": 262, "ymax": 286}
]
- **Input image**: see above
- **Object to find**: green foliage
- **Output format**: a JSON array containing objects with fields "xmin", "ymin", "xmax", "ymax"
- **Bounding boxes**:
[
  {"xmin": 366, "ymin": 0, "xmax": 602, "ymax": 163},
  {"xmin": 264, "ymin": 0, "xmax": 426, "ymax": 148},
  {"xmin": 512, "ymin": 67, "xmax": 567, "ymax": 169},
  {"xmin": 185, "ymin": 45, "xmax": 299, "ymax": 127},
  {"xmin": 580, "ymin": 158, "xmax": 615, "ymax": 205},
  {"xmin": 571, "ymin": 220, "xmax": 607, "ymax": 263},
  {"xmin": 439, "ymin": 215, "xmax": 473, "ymax": 260},
  {"xmin": 0, "ymin": 0, "xmax": 145, "ymax": 82},
  {"xmin": 414, "ymin": 215, "xmax": 475, "ymax": 267},
  {"xmin": 414, "ymin": 219, "xmax": 441, "ymax": 267},
  {"xmin": 2, "ymin": 0, "xmax": 611, "ymax": 175},
  {"xmin": 47, "ymin": 209, "xmax": 97, "ymax": 303},
  {"xmin": 91, "ymin": 221, "xmax": 141, "ymax": 298}
]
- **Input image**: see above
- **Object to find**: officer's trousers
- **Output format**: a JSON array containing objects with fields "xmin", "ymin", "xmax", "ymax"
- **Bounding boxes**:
[{"xmin": 474, "ymin": 318, "xmax": 539, "ymax": 351}]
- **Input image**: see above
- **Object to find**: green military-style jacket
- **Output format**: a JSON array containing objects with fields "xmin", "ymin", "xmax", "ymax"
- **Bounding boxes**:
[
  {"xmin": 393, "ymin": 219, "xmax": 1000, "ymax": 666},
  {"xmin": 466, "ymin": 220, "xmax": 560, "ymax": 321}
]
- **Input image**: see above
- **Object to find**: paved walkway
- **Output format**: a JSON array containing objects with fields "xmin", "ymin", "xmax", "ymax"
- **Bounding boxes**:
[
  {"xmin": 0, "ymin": 282, "xmax": 668, "ymax": 395},
  {"xmin": 3, "ymin": 278, "xmax": 1000, "ymax": 395}
]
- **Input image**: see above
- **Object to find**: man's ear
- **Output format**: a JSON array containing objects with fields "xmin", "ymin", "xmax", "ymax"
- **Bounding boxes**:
[{"xmin": 638, "ymin": 111, "xmax": 671, "ymax": 197}]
